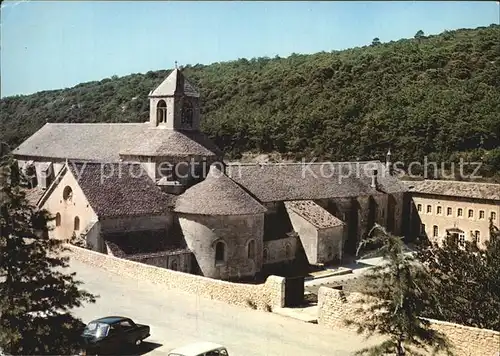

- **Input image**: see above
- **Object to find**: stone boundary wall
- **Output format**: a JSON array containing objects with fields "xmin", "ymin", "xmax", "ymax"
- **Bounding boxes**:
[
  {"xmin": 67, "ymin": 244, "xmax": 285, "ymax": 311},
  {"xmin": 318, "ymin": 287, "xmax": 500, "ymax": 356}
]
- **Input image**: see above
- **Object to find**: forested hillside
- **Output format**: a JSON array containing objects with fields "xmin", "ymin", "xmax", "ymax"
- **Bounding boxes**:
[{"xmin": 1, "ymin": 25, "xmax": 499, "ymax": 177}]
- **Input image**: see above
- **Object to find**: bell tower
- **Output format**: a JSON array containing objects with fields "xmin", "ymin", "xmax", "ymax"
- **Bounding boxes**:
[{"xmin": 148, "ymin": 63, "xmax": 201, "ymax": 131}]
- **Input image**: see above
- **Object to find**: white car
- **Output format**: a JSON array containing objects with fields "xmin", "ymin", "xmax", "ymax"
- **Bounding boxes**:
[{"xmin": 168, "ymin": 342, "xmax": 228, "ymax": 356}]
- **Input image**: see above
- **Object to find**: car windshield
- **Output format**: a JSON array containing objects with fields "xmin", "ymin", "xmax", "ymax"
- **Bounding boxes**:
[{"xmin": 83, "ymin": 322, "xmax": 109, "ymax": 338}]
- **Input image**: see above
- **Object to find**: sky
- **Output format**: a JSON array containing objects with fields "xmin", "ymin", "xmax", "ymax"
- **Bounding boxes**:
[{"xmin": 1, "ymin": 1, "xmax": 499, "ymax": 98}]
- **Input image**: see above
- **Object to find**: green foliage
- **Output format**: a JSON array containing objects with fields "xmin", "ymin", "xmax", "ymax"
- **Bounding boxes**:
[
  {"xmin": 1, "ymin": 25, "xmax": 499, "ymax": 177},
  {"xmin": 347, "ymin": 224, "xmax": 453, "ymax": 356},
  {"xmin": 416, "ymin": 227, "xmax": 500, "ymax": 332},
  {"xmin": 0, "ymin": 155, "xmax": 97, "ymax": 355}
]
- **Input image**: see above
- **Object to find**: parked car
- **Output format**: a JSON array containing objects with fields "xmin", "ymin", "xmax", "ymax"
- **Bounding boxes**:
[
  {"xmin": 168, "ymin": 342, "xmax": 229, "ymax": 356},
  {"xmin": 81, "ymin": 316, "xmax": 150, "ymax": 355}
]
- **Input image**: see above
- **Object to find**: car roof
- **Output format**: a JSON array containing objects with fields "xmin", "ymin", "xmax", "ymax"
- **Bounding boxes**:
[
  {"xmin": 93, "ymin": 316, "xmax": 130, "ymax": 324},
  {"xmin": 168, "ymin": 342, "xmax": 226, "ymax": 355}
]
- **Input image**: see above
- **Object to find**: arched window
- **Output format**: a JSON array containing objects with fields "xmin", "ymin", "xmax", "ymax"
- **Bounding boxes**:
[
  {"xmin": 74, "ymin": 216, "xmax": 80, "ymax": 231},
  {"xmin": 263, "ymin": 248, "xmax": 269, "ymax": 263},
  {"xmin": 156, "ymin": 100, "xmax": 167, "ymax": 124},
  {"xmin": 55, "ymin": 213, "xmax": 61, "ymax": 227},
  {"xmin": 181, "ymin": 100, "xmax": 193, "ymax": 127},
  {"xmin": 63, "ymin": 186, "xmax": 73, "ymax": 201},
  {"xmin": 215, "ymin": 241, "xmax": 225, "ymax": 263},
  {"xmin": 285, "ymin": 244, "xmax": 292, "ymax": 259},
  {"xmin": 247, "ymin": 240, "xmax": 255, "ymax": 259},
  {"xmin": 170, "ymin": 260, "xmax": 178, "ymax": 271}
]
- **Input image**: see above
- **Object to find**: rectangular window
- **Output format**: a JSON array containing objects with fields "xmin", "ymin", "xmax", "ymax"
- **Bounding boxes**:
[
  {"xmin": 433, "ymin": 225, "xmax": 438, "ymax": 237},
  {"xmin": 474, "ymin": 230, "xmax": 480, "ymax": 244},
  {"xmin": 420, "ymin": 224, "xmax": 426, "ymax": 235},
  {"xmin": 492, "ymin": 212, "xmax": 497, "ymax": 221},
  {"xmin": 417, "ymin": 204, "xmax": 422, "ymax": 212},
  {"xmin": 457, "ymin": 208, "xmax": 463, "ymax": 217},
  {"xmin": 468, "ymin": 209, "xmax": 474, "ymax": 218},
  {"xmin": 458, "ymin": 233, "xmax": 465, "ymax": 247},
  {"xmin": 437, "ymin": 206, "xmax": 442, "ymax": 215},
  {"xmin": 427, "ymin": 205, "xmax": 432, "ymax": 214},
  {"xmin": 479, "ymin": 210, "xmax": 485, "ymax": 219},
  {"xmin": 447, "ymin": 207, "xmax": 452, "ymax": 216}
]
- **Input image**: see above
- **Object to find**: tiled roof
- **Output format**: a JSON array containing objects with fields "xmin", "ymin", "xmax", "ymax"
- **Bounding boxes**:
[
  {"xmin": 149, "ymin": 68, "xmax": 199, "ymax": 98},
  {"xmin": 67, "ymin": 161, "xmax": 173, "ymax": 218},
  {"xmin": 226, "ymin": 161, "xmax": 407, "ymax": 202},
  {"xmin": 284, "ymin": 200, "xmax": 345, "ymax": 229},
  {"xmin": 13, "ymin": 123, "xmax": 221, "ymax": 161},
  {"xmin": 407, "ymin": 180, "xmax": 500, "ymax": 201},
  {"xmin": 174, "ymin": 165, "xmax": 267, "ymax": 215},
  {"xmin": 119, "ymin": 129, "xmax": 222, "ymax": 157}
]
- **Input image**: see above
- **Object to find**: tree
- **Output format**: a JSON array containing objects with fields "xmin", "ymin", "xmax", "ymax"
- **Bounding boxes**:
[
  {"xmin": 414, "ymin": 30, "xmax": 425, "ymax": 39},
  {"xmin": 346, "ymin": 224, "xmax": 453, "ymax": 356},
  {"xmin": 416, "ymin": 223, "xmax": 500, "ymax": 331},
  {"xmin": 371, "ymin": 37, "xmax": 381, "ymax": 46},
  {"xmin": 0, "ymin": 155, "xmax": 96, "ymax": 355}
]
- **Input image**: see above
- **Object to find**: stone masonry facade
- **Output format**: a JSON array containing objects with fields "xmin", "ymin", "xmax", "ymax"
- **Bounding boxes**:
[{"xmin": 317, "ymin": 287, "xmax": 500, "ymax": 356}]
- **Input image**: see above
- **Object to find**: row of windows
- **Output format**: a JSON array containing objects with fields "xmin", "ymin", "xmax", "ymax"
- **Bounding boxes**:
[
  {"xmin": 156, "ymin": 100, "xmax": 194, "ymax": 126},
  {"xmin": 55, "ymin": 213, "xmax": 80, "ymax": 231},
  {"xmin": 214, "ymin": 240, "xmax": 293, "ymax": 264},
  {"xmin": 417, "ymin": 204, "xmax": 497, "ymax": 220},
  {"xmin": 422, "ymin": 224, "xmax": 481, "ymax": 243}
]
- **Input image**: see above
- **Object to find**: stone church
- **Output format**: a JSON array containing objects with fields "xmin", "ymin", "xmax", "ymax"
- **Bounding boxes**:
[{"xmin": 13, "ymin": 68, "xmax": 408, "ymax": 280}]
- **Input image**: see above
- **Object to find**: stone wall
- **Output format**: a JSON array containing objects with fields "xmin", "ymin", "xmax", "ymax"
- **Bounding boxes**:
[
  {"xmin": 318, "ymin": 287, "xmax": 500, "ymax": 356},
  {"xmin": 67, "ymin": 244, "xmax": 285, "ymax": 311},
  {"xmin": 263, "ymin": 236, "xmax": 297, "ymax": 264},
  {"xmin": 178, "ymin": 213, "xmax": 265, "ymax": 280},
  {"xmin": 99, "ymin": 214, "xmax": 172, "ymax": 234}
]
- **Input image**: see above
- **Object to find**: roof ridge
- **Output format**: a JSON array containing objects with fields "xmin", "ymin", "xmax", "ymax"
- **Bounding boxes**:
[
  {"xmin": 421, "ymin": 179, "xmax": 500, "ymax": 186},
  {"xmin": 226, "ymin": 160, "xmax": 381, "ymax": 166}
]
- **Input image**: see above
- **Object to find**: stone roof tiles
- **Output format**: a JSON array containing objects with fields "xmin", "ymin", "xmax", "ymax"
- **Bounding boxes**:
[
  {"xmin": 149, "ymin": 68, "xmax": 199, "ymax": 98},
  {"xmin": 407, "ymin": 179, "xmax": 500, "ymax": 201},
  {"xmin": 14, "ymin": 123, "xmax": 221, "ymax": 161},
  {"xmin": 226, "ymin": 161, "xmax": 407, "ymax": 202},
  {"xmin": 67, "ymin": 161, "xmax": 173, "ymax": 218},
  {"xmin": 284, "ymin": 200, "xmax": 345, "ymax": 229},
  {"xmin": 174, "ymin": 165, "xmax": 267, "ymax": 216}
]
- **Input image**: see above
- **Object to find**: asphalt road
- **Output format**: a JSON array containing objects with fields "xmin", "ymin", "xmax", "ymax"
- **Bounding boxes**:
[{"xmin": 69, "ymin": 259, "xmax": 380, "ymax": 356}]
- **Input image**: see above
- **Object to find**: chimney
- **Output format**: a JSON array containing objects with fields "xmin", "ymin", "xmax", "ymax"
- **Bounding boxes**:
[{"xmin": 371, "ymin": 169, "xmax": 378, "ymax": 189}]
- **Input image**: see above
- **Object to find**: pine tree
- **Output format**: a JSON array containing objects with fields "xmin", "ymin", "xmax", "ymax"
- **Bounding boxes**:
[
  {"xmin": 346, "ymin": 224, "xmax": 453, "ymax": 356},
  {"xmin": 0, "ymin": 155, "xmax": 96, "ymax": 355}
]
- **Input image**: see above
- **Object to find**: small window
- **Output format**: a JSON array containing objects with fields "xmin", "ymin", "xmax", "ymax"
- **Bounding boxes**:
[
  {"xmin": 473, "ymin": 230, "xmax": 480, "ymax": 244},
  {"xmin": 417, "ymin": 204, "xmax": 422, "ymax": 212},
  {"xmin": 492, "ymin": 212, "xmax": 497, "ymax": 221},
  {"xmin": 181, "ymin": 100, "xmax": 194, "ymax": 127},
  {"xmin": 437, "ymin": 206, "xmax": 442, "ymax": 215},
  {"xmin": 247, "ymin": 240, "xmax": 255, "ymax": 259},
  {"xmin": 170, "ymin": 260, "xmax": 178, "ymax": 271},
  {"xmin": 447, "ymin": 207, "xmax": 452, "ymax": 216},
  {"xmin": 74, "ymin": 216, "xmax": 80, "ymax": 231},
  {"xmin": 285, "ymin": 244, "xmax": 292, "ymax": 259},
  {"xmin": 458, "ymin": 233, "xmax": 465, "ymax": 247},
  {"xmin": 55, "ymin": 213, "xmax": 61, "ymax": 227},
  {"xmin": 433, "ymin": 225, "xmax": 438, "ymax": 237},
  {"xmin": 420, "ymin": 224, "xmax": 426, "ymax": 235},
  {"xmin": 479, "ymin": 210, "xmax": 485, "ymax": 219},
  {"xmin": 426, "ymin": 205, "xmax": 432, "ymax": 214},
  {"xmin": 215, "ymin": 241, "xmax": 225, "ymax": 263},
  {"xmin": 263, "ymin": 248, "xmax": 269, "ymax": 262},
  {"xmin": 63, "ymin": 186, "xmax": 73, "ymax": 201},
  {"xmin": 457, "ymin": 208, "xmax": 463, "ymax": 217},
  {"xmin": 468, "ymin": 209, "xmax": 474, "ymax": 218},
  {"xmin": 118, "ymin": 320, "xmax": 133, "ymax": 329}
]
